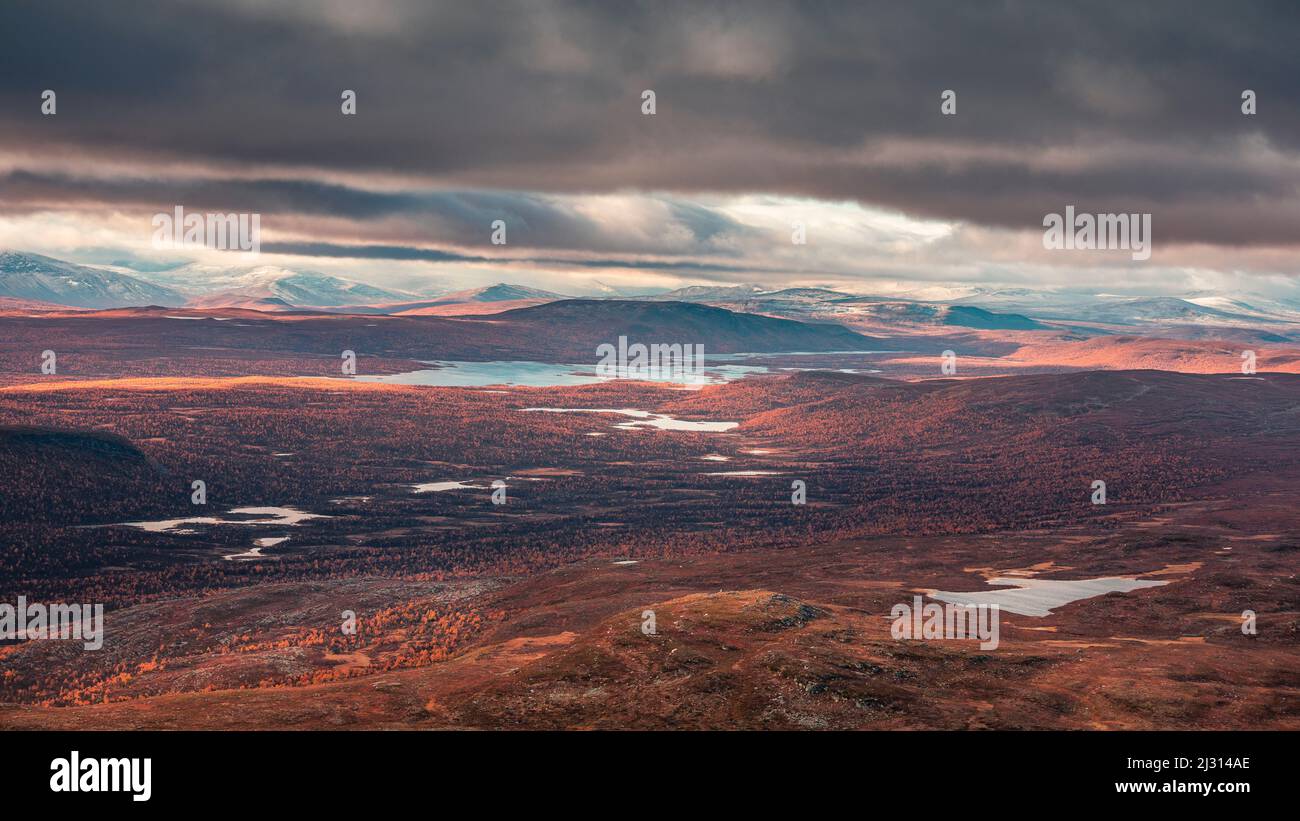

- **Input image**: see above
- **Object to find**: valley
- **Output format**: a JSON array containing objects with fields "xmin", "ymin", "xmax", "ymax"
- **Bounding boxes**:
[
  {"xmin": 0, "ymin": 361, "xmax": 1296, "ymax": 727},
  {"xmin": 1, "ymin": 271, "xmax": 1298, "ymax": 730}
]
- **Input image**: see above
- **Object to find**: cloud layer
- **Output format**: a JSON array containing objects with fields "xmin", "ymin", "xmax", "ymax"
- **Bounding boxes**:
[{"xmin": 1, "ymin": 0, "xmax": 1298, "ymax": 293}]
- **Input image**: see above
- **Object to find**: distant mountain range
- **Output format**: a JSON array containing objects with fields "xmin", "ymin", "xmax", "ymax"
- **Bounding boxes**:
[
  {"xmin": 670, "ymin": 288, "xmax": 1046, "ymax": 331},
  {"xmin": 947, "ymin": 288, "xmax": 1300, "ymax": 327},
  {"xmin": 125, "ymin": 262, "xmax": 418, "ymax": 308},
  {"xmin": 5, "ymin": 251, "xmax": 1300, "ymax": 341},
  {"xmin": 0, "ymin": 252, "xmax": 417, "ymax": 311},
  {"xmin": 0, "ymin": 251, "xmax": 185, "ymax": 308},
  {"xmin": 634, "ymin": 282, "xmax": 1300, "ymax": 338}
]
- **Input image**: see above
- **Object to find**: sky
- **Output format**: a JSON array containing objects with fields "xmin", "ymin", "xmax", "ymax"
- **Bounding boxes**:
[{"xmin": 1, "ymin": 0, "xmax": 1299, "ymax": 299}]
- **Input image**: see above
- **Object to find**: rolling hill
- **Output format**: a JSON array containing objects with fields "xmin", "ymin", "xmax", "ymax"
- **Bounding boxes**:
[
  {"xmin": 1005, "ymin": 335, "xmax": 1300, "ymax": 372},
  {"xmin": 489, "ymin": 299, "xmax": 879, "ymax": 353},
  {"xmin": 0, "ymin": 298, "xmax": 882, "ymax": 383},
  {"xmin": 387, "ymin": 283, "xmax": 568, "ymax": 316},
  {"xmin": 0, "ymin": 425, "xmax": 172, "ymax": 522}
]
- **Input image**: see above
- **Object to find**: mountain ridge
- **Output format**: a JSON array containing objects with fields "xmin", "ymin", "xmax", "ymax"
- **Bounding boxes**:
[{"xmin": 0, "ymin": 251, "xmax": 185, "ymax": 308}]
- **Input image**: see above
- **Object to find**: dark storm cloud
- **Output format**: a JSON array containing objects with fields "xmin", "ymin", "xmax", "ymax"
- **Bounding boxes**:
[
  {"xmin": 261, "ymin": 240, "xmax": 767, "ymax": 277},
  {"xmin": 0, "ymin": 169, "xmax": 754, "ymax": 254},
  {"xmin": 2, "ymin": 0, "xmax": 1299, "ymax": 247}
]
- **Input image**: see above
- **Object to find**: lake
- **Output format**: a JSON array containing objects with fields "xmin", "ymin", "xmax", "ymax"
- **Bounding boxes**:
[
  {"xmin": 349, "ymin": 352, "xmax": 890, "ymax": 388},
  {"xmin": 929, "ymin": 575, "xmax": 1170, "ymax": 617},
  {"xmin": 121, "ymin": 506, "xmax": 327, "ymax": 533},
  {"xmin": 354, "ymin": 360, "xmax": 766, "ymax": 387},
  {"xmin": 521, "ymin": 407, "xmax": 739, "ymax": 432}
]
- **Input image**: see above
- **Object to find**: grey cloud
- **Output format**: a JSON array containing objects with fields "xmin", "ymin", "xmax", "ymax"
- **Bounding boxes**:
[
  {"xmin": 260, "ymin": 240, "xmax": 771, "ymax": 278},
  {"xmin": 0, "ymin": 170, "xmax": 751, "ymax": 254},
  {"xmin": 1, "ymin": 1, "xmax": 1299, "ymax": 248}
]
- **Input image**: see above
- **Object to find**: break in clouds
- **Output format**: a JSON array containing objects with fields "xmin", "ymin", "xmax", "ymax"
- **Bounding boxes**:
[{"xmin": 1, "ymin": 0, "xmax": 1299, "ymax": 294}]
